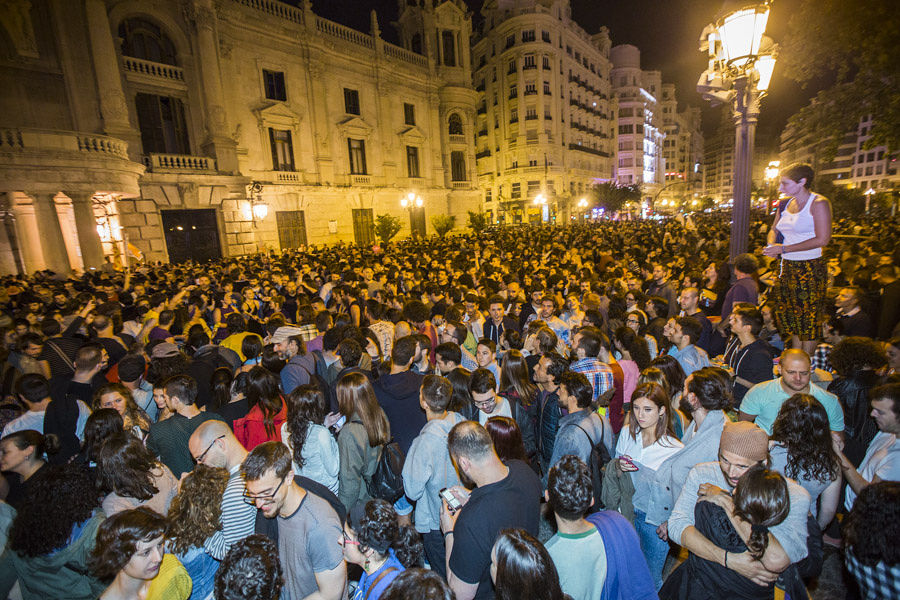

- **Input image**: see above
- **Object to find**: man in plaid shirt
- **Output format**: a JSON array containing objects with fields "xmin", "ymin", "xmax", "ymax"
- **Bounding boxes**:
[{"xmin": 569, "ymin": 327, "xmax": 614, "ymax": 404}]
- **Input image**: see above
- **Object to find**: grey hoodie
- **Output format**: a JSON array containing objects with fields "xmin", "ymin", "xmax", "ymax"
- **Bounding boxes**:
[{"xmin": 401, "ymin": 412, "xmax": 465, "ymax": 533}]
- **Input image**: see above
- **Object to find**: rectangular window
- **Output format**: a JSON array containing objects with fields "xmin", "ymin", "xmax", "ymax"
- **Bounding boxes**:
[
  {"xmin": 450, "ymin": 150, "xmax": 467, "ymax": 181},
  {"xmin": 506, "ymin": 34, "xmax": 515, "ymax": 49},
  {"xmin": 404, "ymin": 103, "xmax": 415, "ymax": 126},
  {"xmin": 511, "ymin": 182, "xmax": 521, "ymax": 198},
  {"xmin": 348, "ymin": 138, "xmax": 367, "ymax": 174},
  {"xmin": 542, "ymin": 30, "xmax": 551, "ymax": 43},
  {"xmin": 523, "ymin": 55, "xmax": 536, "ymax": 69},
  {"xmin": 406, "ymin": 145, "xmax": 420, "ymax": 178},
  {"xmin": 543, "ymin": 81, "xmax": 551, "ymax": 94},
  {"xmin": 263, "ymin": 70, "xmax": 286, "ymax": 101},
  {"xmin": 542, "ymin": 56, "xmax": 550, "ymax": 70},
  {"xmin": 268, "ymin": 128, "xmax": 295, "ymax": 171},
  {"xmin": 509, "ymin": 84, "xmax": 517, "ymax": 98},
  {"xmin": 508, "ymin": 60, "xmax": 517, "ymax": 74},
  {"xmin": 522, "ymin": 30, "xmax": 535, "ymax": 43},
  {"xmin": 135, "ymin": 93, "xmax": 190, "ymax": 155},
  {"xmin": 524, "ymin": 83, "xmax": 537, "ymax": 95},
  {"xmin": 442, "ymin": 31, "xmax": 457, "ymax": 66},
  {"xmin": 344, "ymin": 88, "xmax": 360, "ymax": 115}
]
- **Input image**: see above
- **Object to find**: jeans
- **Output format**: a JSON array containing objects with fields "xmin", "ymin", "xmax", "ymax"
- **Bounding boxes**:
[
  {"xmin": 393, "ymin": 495, "xmax": 414, "ymax": 516},
  {"xmin": 422, "ymin": 530, "xmax": 447, "ymax": 578},
  {"xmin": 634, "ymin": 509, "xmax": 669, "ymax": 590}
]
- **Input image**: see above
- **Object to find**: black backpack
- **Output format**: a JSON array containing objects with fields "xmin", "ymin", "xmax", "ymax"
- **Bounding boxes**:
[
  {"xmin": 573, "ymin": 416, "xmax": 611, "ymax": 509},
  {"xmin": 301, "ymin": 352, "xmax": 338, "ymax": 413},
  {"xmin": 366, "ymin": 440, "xmax": 406, "ymax": 503}
]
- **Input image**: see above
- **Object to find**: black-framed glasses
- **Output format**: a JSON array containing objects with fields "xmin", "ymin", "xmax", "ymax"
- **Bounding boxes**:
[
  {"xmin": 340, "ymin": 530, "xmax": 360, "ymax": 547},
  {"xmin": 193, "ymin": 435, "xmax": 225, "ymax": 464},
  {"xmin": 243, "ymin": 476, "xmax": 287, "ymax": 505}
]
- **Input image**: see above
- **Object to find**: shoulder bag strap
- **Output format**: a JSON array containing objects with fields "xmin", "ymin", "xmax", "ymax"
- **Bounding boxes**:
[
  {"xmin": 364, "ymin": 567, "xmax": 398, "ymax": 600},
  {"xmin": 46, "ymin": 340, "xmax": 75, "ymax": 372}
]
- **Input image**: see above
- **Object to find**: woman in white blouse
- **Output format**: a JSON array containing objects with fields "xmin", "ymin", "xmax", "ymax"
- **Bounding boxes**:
[{"xmin": 614, "ymin": 382, "xmax": 684, "ymax": 589}]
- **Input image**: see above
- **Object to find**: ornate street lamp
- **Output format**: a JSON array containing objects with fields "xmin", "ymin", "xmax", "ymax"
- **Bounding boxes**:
[
  {"xmin": 698, "ymin": 1, "xmax": 777, "ymax": 258},
  {"xmin": 247, "ymin": 181, "xmax": 269, "ymax": 226},
  {"xmin": 400, "ymin": 192, "xmax": 424, "ymax": 238}
]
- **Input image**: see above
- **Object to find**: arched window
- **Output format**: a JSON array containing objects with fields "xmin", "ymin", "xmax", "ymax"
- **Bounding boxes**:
[
  {"xmin": 448, "ymin": 114, "xmax": 463, "ymax": 135},
  {"xmin": 118, "ymin": 18, "xmax": 178, "ymax": 66}
]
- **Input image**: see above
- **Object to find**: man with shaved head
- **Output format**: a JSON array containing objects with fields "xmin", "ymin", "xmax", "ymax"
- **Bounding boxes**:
[
  {"xmin": 738, "ymin": 348, "xmax": 844, "ymax": 439},
  {"xmin": 189, "ymin": 421, "xmax": 257, "ymax": 558}
]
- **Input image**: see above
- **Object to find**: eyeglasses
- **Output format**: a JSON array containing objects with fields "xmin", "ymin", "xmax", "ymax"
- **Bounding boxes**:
[
  {"xmin": 243, "ymin": 476, "xmax": 287, "ymax": 505},
  {"xmin": 626, "ymin": 318, "xmax": 640, "ymax": 324},
  {"xmin": 472, "ymin": 397, "xmax": 496, "ymax": 409},
  {"xmin": 340, "ymin": 530, "xmax": 360, "ymax": 547},
  {"xmin": 193, "ymin": 435, "xmax": 225, "ymax": 464}
]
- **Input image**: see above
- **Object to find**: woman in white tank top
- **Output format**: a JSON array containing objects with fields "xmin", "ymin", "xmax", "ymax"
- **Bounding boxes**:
[{"xmin": 762, "ymin": 164, "xmax": 832, "ymax": 355}]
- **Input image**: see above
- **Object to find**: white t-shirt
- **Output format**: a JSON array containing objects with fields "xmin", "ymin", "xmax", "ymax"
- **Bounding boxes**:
[
  {"xmin": 845, "ymin": 432, "xmax": 900, "ymax": 509},
  {"xmin": 614, "ymin": 430, "xmax": 684, "ymax": 470}
]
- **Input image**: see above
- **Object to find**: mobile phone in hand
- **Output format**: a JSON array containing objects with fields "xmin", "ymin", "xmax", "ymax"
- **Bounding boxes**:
[{"xmin": 440, "ymin": 488, "xmax": 462, "ymax": 512}]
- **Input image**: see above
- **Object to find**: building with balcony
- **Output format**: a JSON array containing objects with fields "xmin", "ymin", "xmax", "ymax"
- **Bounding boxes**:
[
  {"xmin": 471, "ymin": 0, "xmax": 616, "ymax": 224},
  {"xmin": 610, "ymin": 45, "xmax": 663, "ymax": 203},
  {"xmin": 659, "ymin": 84, "xmax": 704, "ymax": 205},
  {"xmin": 0, "ymin": 0, "xmax": 480, "ymax": 270}
]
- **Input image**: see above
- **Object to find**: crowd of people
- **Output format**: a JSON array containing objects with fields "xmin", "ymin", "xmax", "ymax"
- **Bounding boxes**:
[{"xmin": 0, "ymin": 163, "xmax": 899, "ymax": 600}]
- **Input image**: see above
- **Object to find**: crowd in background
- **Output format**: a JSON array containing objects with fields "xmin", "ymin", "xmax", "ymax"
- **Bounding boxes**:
[{"xmin": 0, "ymin": 166, "xmax": 899, "ymax": 600}]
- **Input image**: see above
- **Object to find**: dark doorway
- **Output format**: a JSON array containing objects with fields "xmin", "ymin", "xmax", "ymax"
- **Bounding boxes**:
[
  {"xmin": 161, "ymin": 209, "xmax": 222, "ymax": 263},
  {"xmin": 276, "ymin": 210, "xmax": 307, "ymax": 250},
  {"xmin": 410, "ymin": 206, "xmax": 426, "ymax": 238},
  {"xmin": 352, "ymin": 208, "xmax": 374, "ymax": 246}
]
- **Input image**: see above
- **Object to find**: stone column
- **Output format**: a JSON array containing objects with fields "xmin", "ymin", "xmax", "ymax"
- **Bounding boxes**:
[
  {"xmin": 69, "ymin": 193, "xmax": 106, "ymax": 271},
  {"xmin": 30, "ymin": 194, "xmax": 71, "ymax": 275},
  {"xmin": 10, "ymin": 195, "xmax": 43, "ymax": 274},
  {"xmin": 84, "ymin": 0, "xmax": 133, "ymax": 138},
  {"xmin": 190, "ymin": 0, "xmax": 238, "ymax": 172}
]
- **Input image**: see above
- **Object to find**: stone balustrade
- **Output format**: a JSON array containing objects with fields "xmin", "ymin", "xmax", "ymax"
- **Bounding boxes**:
[
  {"xmin": 143, "ymin": 153, "xmax": 217, "ymax": 172},
  {"xmin": 122, "ymin": 56, "xmax": 185, "ymax": 83},
  {"xmin": 0, "ymin": 128, "xmax": 129, "ymax": 159}
]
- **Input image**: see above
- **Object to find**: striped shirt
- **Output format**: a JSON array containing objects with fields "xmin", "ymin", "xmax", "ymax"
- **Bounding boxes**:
[{"xmin": 205, "ymin": 465, "xmax": 257, "ymax": 560}]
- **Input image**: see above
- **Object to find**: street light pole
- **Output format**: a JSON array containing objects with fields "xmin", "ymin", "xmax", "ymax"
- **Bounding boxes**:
[{"xmin": 731, "ymin": 74, "xmax": 760, "ymax": 258}]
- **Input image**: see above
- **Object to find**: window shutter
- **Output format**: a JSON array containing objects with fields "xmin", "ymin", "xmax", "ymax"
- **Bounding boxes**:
[
  {"xmin": 285, "ymin": 130, "xmax": 295, "ymax": 170},
  {"xmin": 269, "ymin": 128, "xmax": 278, "ymax": 170}
]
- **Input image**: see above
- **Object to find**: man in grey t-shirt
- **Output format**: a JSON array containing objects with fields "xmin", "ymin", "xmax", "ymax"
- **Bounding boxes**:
[{"xmin": 243, "ymin": 442, "xmax": 346, "ymax": 600}]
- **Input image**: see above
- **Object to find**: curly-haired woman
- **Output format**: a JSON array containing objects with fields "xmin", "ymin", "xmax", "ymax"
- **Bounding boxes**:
[
  {"xmin": 0, "ymin": 464, "xmax": 106, "ymax": 599},
  {"xmin": 93, "ymin": 383, "xmax": 152, "ymax": 440},
  {"xmin": 843, "ymin": 482, "xmax": 900, "ymax": 599},
  {"xmin": 340, "ymin": 499, "xmax": 423, "ymax": 600},
  {"xmin": 770, "ymin": 393, "xmax": 841, "ymax": 529},
  {"xmin": 167, "ymin": 464, "xmax": 230, "ymax": 600},
  {"xmin": 89, "ymin": 507, "xmax": 190, "ymax": 600},
  {"xmin": 214, "ymin": 534, "xmax": 284, "ymax": 600},
  {"xmin": 97, "ymin": 431, "xmax": 179, "ymax": 517}
]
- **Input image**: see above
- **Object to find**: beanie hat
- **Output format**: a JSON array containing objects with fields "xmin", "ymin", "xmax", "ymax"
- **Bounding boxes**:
[{"xmin": 719, "ymin": 421, "xmax": 769, "ymax": 463}]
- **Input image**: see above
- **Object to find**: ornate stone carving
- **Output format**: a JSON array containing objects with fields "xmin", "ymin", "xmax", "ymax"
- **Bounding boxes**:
[{"xmin": 0, "ymin": 0, "xmax": 39, "ymax": 59}]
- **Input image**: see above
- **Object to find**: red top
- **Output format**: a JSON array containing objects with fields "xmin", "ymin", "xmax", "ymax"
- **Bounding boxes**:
[{"xmin": 234, "ymin": 397, "xmax": 287, "ymax": 451}]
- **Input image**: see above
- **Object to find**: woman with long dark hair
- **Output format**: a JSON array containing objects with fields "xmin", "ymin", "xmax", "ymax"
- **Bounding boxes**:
[
  {"xmin": 770, "ymin": 393, "xmax": 841, "ymax": 529},
  {"xmin": 340, "ymin": 499, "xmax": 423, "ymax": 600},
  {"xmin": 700, "ymin": 261, "xmax": 730, "ymax": 317},
  {"xmin": 166, "ymin": 464, "xmax": 230, "ymax": 600},
  {"xmin": 207, "ymin": 367, "xmax": 233, "ymax": 413},
  {"xmin": 614, "ymin": 382, "xmax": 683, "ymax": 589},
  {"xmin": 485, "ymin": 415, "xmax": 528, "ymax": 463},
  {"xmin": 233, "ymin": 366, "xmax": 287, "ymax": 451},
  {"xmin": 280, "ymin": 384, "xmax": 339, "ymax": 494},
  {"xmin": 0, "ymin": 429, "xmax": 57, "ymax": 510},
  {"xmin": 499, "ymin": 349, "xmax": 538, "ymax": 410},
  {"xmin": 73, "ymin": 408, "xmax": 124, "ymax": 474},
  {"xmin": 97, "ymin": 432, "xmax": 178, "ymax": 517},
  {"xmin": 490, "ymin": 528, "xmax": 565, "ymax": 600},
  {"xmin": 446, "ymin": 367, "xmax": 473, "ymax": 415},
  {"xmin": 211, "ymin": 370, "xmax": 249, "ymax": 429},
  {"xmin": 647, "ymin": 355, "xmax": 689, "ymax": 437},
  {"xmin": 660, "ymin": 467, "xmax": 792, "ymax": 599},
  {"xmin": 336, "ymin": 372, "xmax": 390, "ymax": 510},
  {"xmin": 0, "ymin": 464, "xmax": 106, "ymax": 599}
]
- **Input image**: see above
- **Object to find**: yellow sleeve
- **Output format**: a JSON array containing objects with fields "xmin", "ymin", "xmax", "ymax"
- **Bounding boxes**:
[{"xmin": 146, "ymin": 554, "xmax": 192, "ymax": 600}]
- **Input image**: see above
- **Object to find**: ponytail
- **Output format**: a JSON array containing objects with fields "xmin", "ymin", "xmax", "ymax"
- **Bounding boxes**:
[{"xmin": 1, "ymin": 430, "xmax": 59, "ymax": 460}]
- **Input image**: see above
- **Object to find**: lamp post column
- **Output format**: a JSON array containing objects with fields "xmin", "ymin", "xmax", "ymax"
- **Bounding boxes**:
[{"xmin": 730, "ymin": 76, "xmax": 760, "ymax": 260}]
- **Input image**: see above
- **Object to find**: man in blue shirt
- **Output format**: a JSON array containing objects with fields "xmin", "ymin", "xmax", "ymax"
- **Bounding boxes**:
[{"xmin": 667, "ymin": 316, "xmax": 710, "ymax": 376}]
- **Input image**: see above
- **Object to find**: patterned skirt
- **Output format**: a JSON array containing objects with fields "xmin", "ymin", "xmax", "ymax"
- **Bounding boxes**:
[{"xmin": 773, "ymin": 256, "xmax": 827, "ymax": 341}]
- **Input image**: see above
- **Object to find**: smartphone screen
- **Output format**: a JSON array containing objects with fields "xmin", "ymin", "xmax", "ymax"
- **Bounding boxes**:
[{"xmin": 440, "ymin": 488, "xmax": 461, "ymax": 511}]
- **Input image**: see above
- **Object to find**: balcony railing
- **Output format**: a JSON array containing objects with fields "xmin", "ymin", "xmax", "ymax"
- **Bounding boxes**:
[
  {"xmin": 122, "ymin": 56, "xmax": 185, "ymax": 84},
  {"xmin": 0, "ymin": 128, "xmax": 130, "ymax": 159},
  {"xmin": 451, "ymin": 181, "xmax": 469, "ymax": 189},
  {"xmin": 143, "ymin": 153, "xmax": 216, "ymax": 172},
  {"xmin": 568, "ymin": 143, "xmax": 609, "ymax": 158},
  {"xmin": 475, "ymin": 149, "xmax": 491, "ymax": 159},
  {"xmin": 449, "ymin": 134, "xmax": 467, "ymax": 144}
]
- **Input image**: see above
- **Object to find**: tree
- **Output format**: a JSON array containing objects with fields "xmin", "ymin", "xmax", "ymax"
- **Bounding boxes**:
[
  {"xmin": 373, "ymin": 214, "xmax": 402, "ymax": 245},
  {"xmin": 589, "ymin": 182, "xmax": 642, "ymax": 214},
  {"xmin": 815, "ymin": 181, "xmax": 867, "ymax": 217},
  {"xmin": 780, "ymin": 0, "xmax": 900, "ymax": 160},
  {"xmin": 467, "ymin": 210, "xmax": 488, "ymax": 234},
  {"xmin": 430, "ymin": 214, "xmax": 456, "ymax": 238}
]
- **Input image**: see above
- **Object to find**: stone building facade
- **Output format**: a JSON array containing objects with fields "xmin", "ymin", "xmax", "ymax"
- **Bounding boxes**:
[
  {"xmin": 471, "ymin": 0, "xmax": 616, "ymax": 224},
  {"xmin": 0, "ymin": 0, "xmax": 480, "ymax": 272}
]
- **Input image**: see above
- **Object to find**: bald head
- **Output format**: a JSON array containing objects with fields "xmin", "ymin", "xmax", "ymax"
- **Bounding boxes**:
[
  {"xmin": 780, "ymin": 348, "xmax": 811, "ymax": 367},
  {"xmin": 189, "ymin": 420, "xmax": 242, "ymax": 469},
  {"xmin": 780, "ymin": 349, "xmax": 812, "ymax": 394}
]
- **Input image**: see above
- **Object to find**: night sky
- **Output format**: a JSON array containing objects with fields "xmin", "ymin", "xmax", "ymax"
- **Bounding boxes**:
[{"xmin": 308, "ymin": 0, "xmax": 822, "ymax": 150}]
